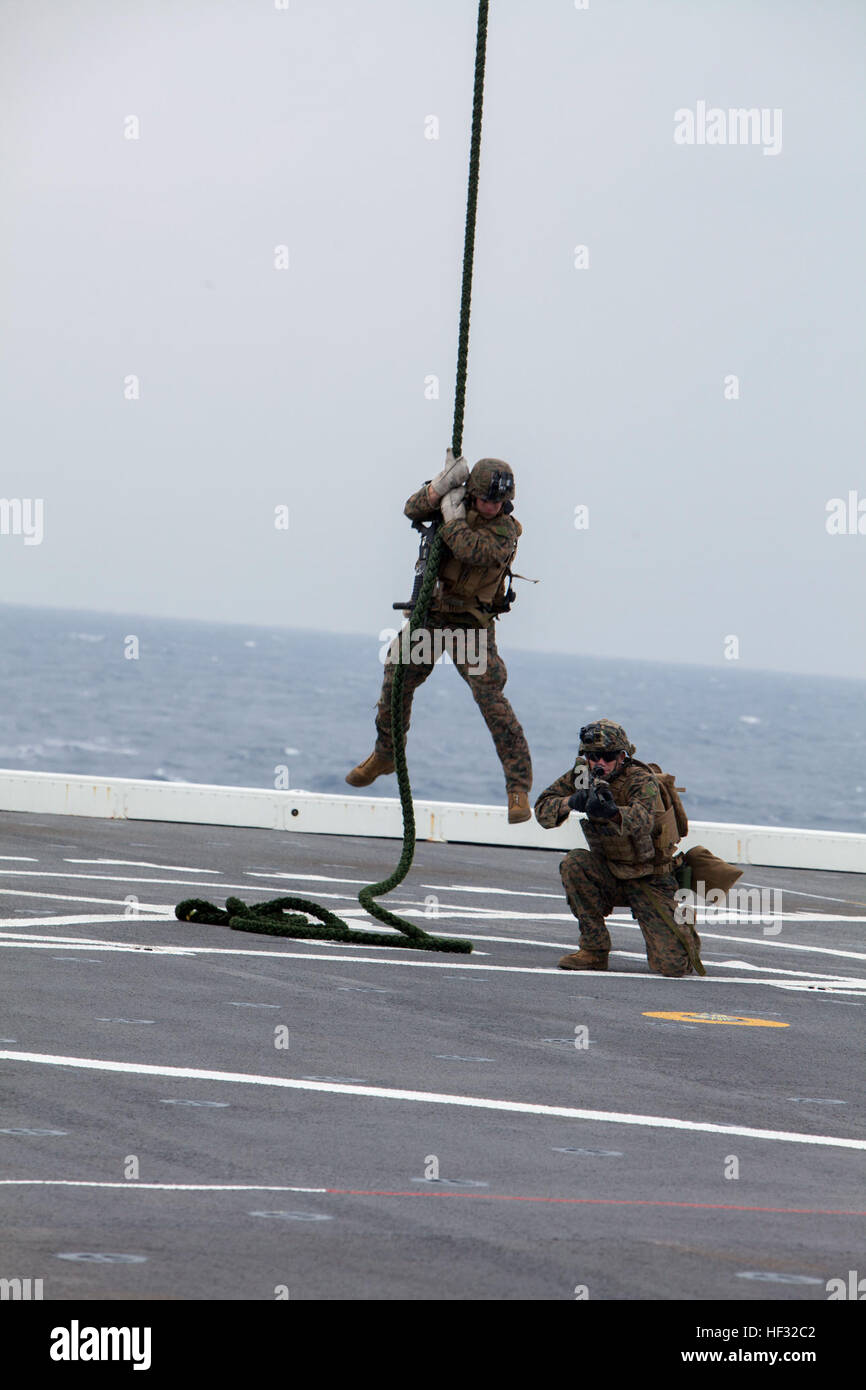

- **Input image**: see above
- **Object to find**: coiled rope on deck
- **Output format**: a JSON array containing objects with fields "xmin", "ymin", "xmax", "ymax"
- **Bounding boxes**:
[{"xmin": 177, "ymin": 1, "xmax": 490, "ymax": 953}]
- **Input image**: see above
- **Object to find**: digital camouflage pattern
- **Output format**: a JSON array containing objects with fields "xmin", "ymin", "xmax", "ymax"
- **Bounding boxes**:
[
  {"xmin": 465, "ymin": 457, "xmax": 515, "ymax": 500},
  {"xmin": 534, "ymin": 758, "xmax": 674, "ymax": 879},
  {"xmin": 371, "ymin": 480, "xmax": 531, "ymax": 795},
  {"xmin": 535, "ymin": 750, "xmax": 700, "ymax": 975},
  {"xmin": 578, "ymin": 719, "xmax": 636, "ymax": 757},
  {"xmin": 404, "ymin": 484, "xmax": 521, "ymax": 587},
  {"xmin": 374, "ymin": 620, "xmax": 532, "ymax": 794},
  {"xmin": 558, "ymin": 850, "xmax": 700, "ymax": 977}
]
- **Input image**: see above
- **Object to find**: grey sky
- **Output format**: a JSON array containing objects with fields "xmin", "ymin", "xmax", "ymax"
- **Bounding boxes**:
[{"xmin": 2, "ymin": 0, "xmax": 864, "ymax": 678}]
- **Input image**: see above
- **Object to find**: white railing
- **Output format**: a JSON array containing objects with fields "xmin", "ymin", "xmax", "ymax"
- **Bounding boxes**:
[{"xmin": 1, "ymin": 768, "xmax": 864, "ymax": 873}]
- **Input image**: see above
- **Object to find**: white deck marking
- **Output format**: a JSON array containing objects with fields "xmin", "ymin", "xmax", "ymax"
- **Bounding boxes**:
[
  {"xmin": 741, "ymin": 882, "xmax": 866, "ymax": 909},
  {"xmin": 64, "ymin": 859, "xmax": 221, "ymax": 873},
  {"xmin": 0, "ymin": 1180, "xmax": 328, "ymax": 1192},
  {"xmin": 0, "ymin": 915, "xmax": 171, "ymax": 928},
  {"xmin": 0, "ymin": 870, "xmax": 364, "ymax": 895},
  {"xmin": 0, "ymin": 931, "xmax": 864, "ymax": 987},
  {"xmin": 0, "ymin": 939, "xmax": 196, "ymax": 955},
  {"xmin": 2, "ymin": 876, "xmax": 863, "ymax": 937},
  {"xmin": 613, "ymin": 950, "xmax": 854, "ymax": 982},
  {"xmin": 0, "ymin": 856, "xmax": 39, "ymax": 862},
  {"xmin": 246, "ymin": 872, "xmax": 369, "ymax": 885},
  {"xmin": 424, "ymin": 883, "xmax": 562, "ymax": 900},
  {"xmin": 249, "ymin": 872, "xmax": 866, "ymax": 912},
  {"xmin": 420, "ymin": 920, "xmax": 866, "ymax": 961},
  {"xmin": 8, "ymin": 871, "xmax": 863, "ymax": 929},
  {"xmin": 0, "ymin": 889, "xmax": 171, "ymax": 910},
  {"xmin": 2, "ymin": 1050, "xmax": 864, "ymax": 1150}
]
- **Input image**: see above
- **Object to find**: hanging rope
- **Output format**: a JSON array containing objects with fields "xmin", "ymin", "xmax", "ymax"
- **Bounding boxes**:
[
  {"xmin": 177, "ymin": 0, "xmax": 490, "ymax": 954},
  {"xmin": 357, "ymin": 0, "xmax": 489, "ymax": 940}
]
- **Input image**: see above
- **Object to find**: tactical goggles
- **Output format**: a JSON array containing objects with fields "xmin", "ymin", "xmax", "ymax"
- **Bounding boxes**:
[{"xmin": 587, "ymin": 751, "xmax": 622, "ymax": 763}]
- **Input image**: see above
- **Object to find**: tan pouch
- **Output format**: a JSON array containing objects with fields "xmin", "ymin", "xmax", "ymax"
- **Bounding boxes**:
[{"xmin": 683, "ymin": 844, "xmax": 743, "ymax": 896}]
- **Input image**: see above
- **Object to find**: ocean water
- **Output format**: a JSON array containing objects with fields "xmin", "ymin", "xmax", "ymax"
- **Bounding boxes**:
[{"xmin": 0, "ymin": 604, "xmax": 864, "ymax": 835}]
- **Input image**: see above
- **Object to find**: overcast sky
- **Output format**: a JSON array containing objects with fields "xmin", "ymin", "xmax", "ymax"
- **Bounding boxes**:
[{"xmin": 2, "ymin": 0, "xmax": 864, "ymax": 678}]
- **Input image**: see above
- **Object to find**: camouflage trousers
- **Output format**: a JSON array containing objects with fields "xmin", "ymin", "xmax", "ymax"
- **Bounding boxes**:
[
  {"xmin": 374, "ymin": 619, "xmax": 532, "ymax": 794},
  {"xmin": 560, "ymin": 848, "xmax": 701, "ymax": 977}
]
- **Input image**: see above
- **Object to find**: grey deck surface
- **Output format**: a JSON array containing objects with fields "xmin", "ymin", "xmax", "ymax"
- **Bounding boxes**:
[{"xmin": 1, "ymin": 810, "xmax": 864, "ymax": 1302}]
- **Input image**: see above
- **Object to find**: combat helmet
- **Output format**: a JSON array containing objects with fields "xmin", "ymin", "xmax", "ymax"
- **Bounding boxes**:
[
  {"xmin": 466, "ymin": 457, "xmax": 515, "ymax": 503},
  {"xmin": 578, "ymin": 718, "xmax": 636, "ymax": 758}
]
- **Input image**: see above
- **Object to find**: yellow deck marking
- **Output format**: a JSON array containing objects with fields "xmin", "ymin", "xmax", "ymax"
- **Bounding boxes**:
[{"xmin": 644, "ymin": 1011, "xmax": 789, "ymax": 1028}]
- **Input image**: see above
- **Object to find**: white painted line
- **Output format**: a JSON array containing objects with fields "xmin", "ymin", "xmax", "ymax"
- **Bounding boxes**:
[
  {"xmin": 0, "ymin": 1180, "xmax": 327, "ymax": 1193},
  {"xmin": 425, "ymin": 883, "xmax": 562, "ymax": 900},
  {"xmin": 0, "ymin": 940, "xmax": 196, "ymax": 956},
  {"xmin": 772, "ymin": 982, "xmax": 866, "ymax": 995},
  {"xmin": 8, "ymin": 870, "xmax": 861, "ymax": 932},
  {"xmin": 0, "ymin": 931, "xmax": 864, "ymax": 988},
  {"xmin": 741, "ymin": 883, "xmax": 866, "ymax": 909},
  {"xmin": 0, "ymin": 856, "xmax": 39, "ymax": 861},
  {"xmin": 0, "ymin": 870, "xmax": 358, "ymax": 893},
  {"xmin": 611, "ymin": 951, "xmax": 855, "ymax": 983},
  {"xmin": 677, "ymin": 932, "xmax": 866, "ymax": 963},
  {"xmin": 400, "ymin": 925, "xmax": 866, "ymax": 965},
  {"xmin": 2, "ymin": 1050, "xmax": 864, "ymax": 1151},
  {"xmin": 0, "ymin": 931, "xmax": 173, "ymax": 944},
  {"xmin": 0, "ymin": 915, "xmax": 172, "ymax": 929},
  {"xmin": 64, "ymin": 859, "xmax": 222, "ymax": 874},
  {"xmin": 401, "ymin": 906, "xmax": 866, "ymax": 926},
  {"xmin": 704, "ymin": 959, "xmax": 854, "ymax": 981},
  {"xmin": 0, "ymin": 889, "xmax": 171, "ymax": 910},
  {"xmin": 246, "ymin": 872, "xmax": 369, "ymax": 886}
]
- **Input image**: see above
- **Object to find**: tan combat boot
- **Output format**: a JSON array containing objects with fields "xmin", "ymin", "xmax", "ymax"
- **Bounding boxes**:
[
  {"xmin": 558, "ymin": 948, "xmax": 609, "ymax": 971},
  {"xmin": 507, "ymin": 789, "xmax": 531, "ymax": 824},
  {"xmin": 345, "ymin": 751, "xmax": 396, "ymax": 787}
]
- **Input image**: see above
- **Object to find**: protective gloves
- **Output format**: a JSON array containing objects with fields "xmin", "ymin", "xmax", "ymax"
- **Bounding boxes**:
[
  {"xmin": 567, "ymin": 788, "xmax": 590, "ymax": 812},
  {"xmin": 440, "ymin": 486, "xmax": 467, "ymax": 524},
  {"xmin": 430, "ymin": 448, "xmax": 469, "ymax": 498},
  {"xmin": 586, "ymin": 783, "xmax": 619, "ymax": 820}
]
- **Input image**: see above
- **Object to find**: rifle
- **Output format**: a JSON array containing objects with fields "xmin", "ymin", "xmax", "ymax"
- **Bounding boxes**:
[
  {"xmin": 392, "ymin": 518, "xmax": 439, "ymax": 619},
  {"xmin": 572, "ymin": 756, "xmax": 611, "ymax": 795}
]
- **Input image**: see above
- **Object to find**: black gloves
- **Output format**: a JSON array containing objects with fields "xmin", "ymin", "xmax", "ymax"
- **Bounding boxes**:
[
  {"xmin": 586, "ymin": 783, "xmax": 618, "ymax": 820},
  {"xmin": 567, "ymin": 788, "xmax": 590, "ymax": 812}
]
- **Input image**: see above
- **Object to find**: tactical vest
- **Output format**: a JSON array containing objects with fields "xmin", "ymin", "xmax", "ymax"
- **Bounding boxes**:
[
  {"xmin": 434, "ymin": 509, "xmax": 520, "ymax": 621},
  {"xmin": 581, "ymin": 758, "xmax": 687, "ymax": 880}
]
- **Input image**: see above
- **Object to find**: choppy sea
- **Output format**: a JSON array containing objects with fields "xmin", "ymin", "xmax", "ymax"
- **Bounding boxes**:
[{"xmin": 0, "ymin": 604, "xmax": 864, "ymax": 834}]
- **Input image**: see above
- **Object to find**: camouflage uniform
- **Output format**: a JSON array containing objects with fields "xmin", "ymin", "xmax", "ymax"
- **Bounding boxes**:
[
  {"xmin": 373, "ymin": 476, "xmax": 532, "ymax": 795},
  {"xmin": 534, "ymin": 720, "xmax": 701, "ymax": 976}
]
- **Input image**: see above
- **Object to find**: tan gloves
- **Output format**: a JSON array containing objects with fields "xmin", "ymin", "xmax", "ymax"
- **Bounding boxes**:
[
  {"xmin": 440, "ymin": 486, "xmax": 466, "ymax": 523},
  {"xmin": 430, "ymin": 448, "xmax": 469, "ymax": 499}
]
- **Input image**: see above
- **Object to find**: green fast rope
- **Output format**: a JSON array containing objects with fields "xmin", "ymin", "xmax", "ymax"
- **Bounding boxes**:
[
  {"xmin": 357, "ymin": 0, "xmax": 489, "ymax": 940},
  {"xmin": 177, "ymin": 0, "xmax": 490, "ymax": 955}
]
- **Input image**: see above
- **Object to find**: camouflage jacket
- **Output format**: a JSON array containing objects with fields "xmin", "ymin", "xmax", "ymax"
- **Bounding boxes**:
[
  {"xmin": 534, "ymin": 757, "xmax": 677, "ymax": 880},
  {"xmin": 403, "ymin": 484, "xmax": 521, "ymax": 625}
]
